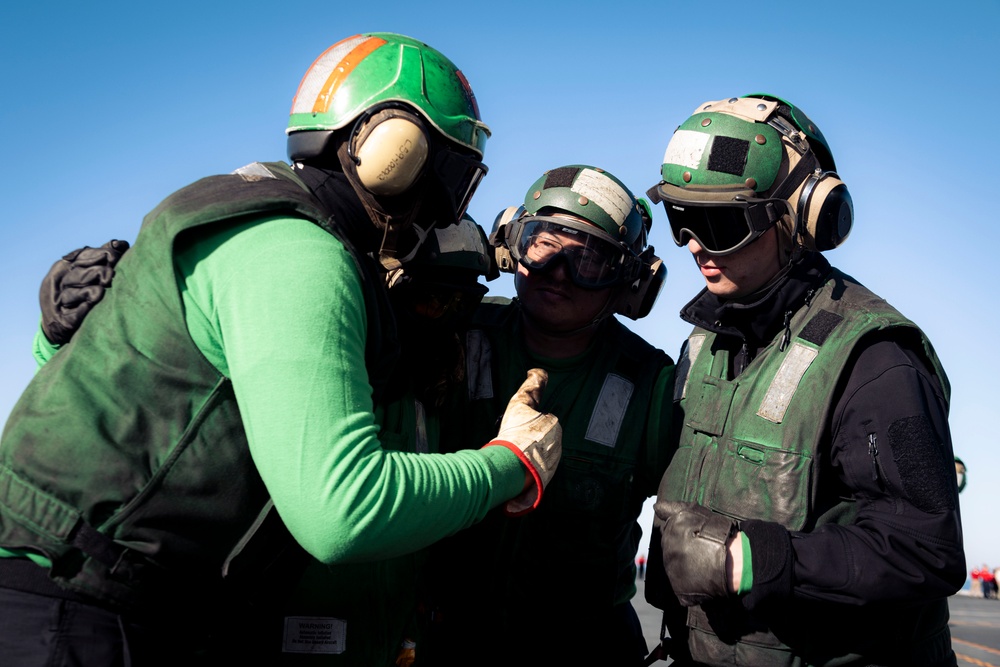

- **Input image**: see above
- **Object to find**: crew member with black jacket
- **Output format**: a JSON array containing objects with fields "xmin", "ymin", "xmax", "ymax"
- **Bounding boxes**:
[{"xmin": 644, "ymin": 94, "xmax": 964, "ymax": 666}]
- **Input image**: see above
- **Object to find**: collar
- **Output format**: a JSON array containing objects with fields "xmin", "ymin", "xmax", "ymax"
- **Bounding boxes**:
[
  {"xmin": 680, "ymin": 251, "xmax": 831, "ymax": 347},
  {"xmin": 292, "ymin": 164, "xmax": 384, "ymax": 254}
]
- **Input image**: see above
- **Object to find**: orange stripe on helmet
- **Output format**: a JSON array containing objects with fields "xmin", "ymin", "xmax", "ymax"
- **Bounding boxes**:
[{"xmin": 292, "ymin": 35, "xmax": 387, "ymax": 115}]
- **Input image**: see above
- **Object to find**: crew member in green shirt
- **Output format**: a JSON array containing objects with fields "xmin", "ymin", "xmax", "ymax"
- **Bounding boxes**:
[{"xmin": 0, "ymin": 33, "xmax": 561, "ymax": 667}]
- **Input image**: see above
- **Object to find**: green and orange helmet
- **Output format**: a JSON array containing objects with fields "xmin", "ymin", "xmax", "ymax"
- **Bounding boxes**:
[
  {"xmin": 286, "ymin": 33, "xmax": 491, "ymax": 235},
  {"xmin": 287, "ymin": 33, "xmax": 490, "ymax": 161}
]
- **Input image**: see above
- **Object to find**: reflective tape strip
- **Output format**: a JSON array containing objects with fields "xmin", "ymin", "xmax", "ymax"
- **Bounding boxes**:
[
  {"xmin": 465, "ymin": 330, "xmax": 493, "ymax": 400},
  {"xmin": 757, "ymin": 342, "xmax": 818, "ymax": 423},
  {"xmin": 663, "ymin": 129, "xmax": 710, "ymax": 170},
  {"xmin": 414, "ymin": 400, "xmax": 428, "ymax": 453},
  {"xmin": 290, "ymin": 35, "xmax": 386, "ymax": 115},
  {"xmin": 572, "ymin": 168, "xmax": 633, "ymax": 226},
  {"xmin": 674, "ymin": 334, "xmax": 707, "ymax": 401},
  {"xmin": 434, "ymin": 218, "xmax": 486, "ymax": 255},
  {"xmin": 585, "ymin": 373, "xmax": 634, "ymax": 447},
  {"xmin": 232, "ymin": 162, "xmax": 276, "ymax": 180}
]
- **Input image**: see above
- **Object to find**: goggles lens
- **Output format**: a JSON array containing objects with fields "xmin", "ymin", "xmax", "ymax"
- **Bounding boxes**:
[
  {"xmin": 434, "ymin": 149, "xmax": 487, "ymax": 223},
  {"xmin": 512, "ymin": 219, "xmax": 626, "ymax": 289},
  {"xmin": 664, "ymin": 198, "xmax": 789, "ymax": 256}
]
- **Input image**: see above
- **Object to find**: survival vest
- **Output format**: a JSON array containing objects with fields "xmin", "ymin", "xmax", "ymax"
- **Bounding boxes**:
[
  {"xmin": 661, "ymin": 267, "xmax": 952, "ymax": 666},
  {"xmin": 440, "ymin": 299, "xmax": 672, "ymax": 630},
  {"xmin": 0, "ymin": 162, "xmax": 396, "ymax": 616}
]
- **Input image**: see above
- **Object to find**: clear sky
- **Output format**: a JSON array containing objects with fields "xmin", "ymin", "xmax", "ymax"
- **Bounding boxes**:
[{"xmin": 2, "ymin": 2, "xmax": 998, "ymax": 574}]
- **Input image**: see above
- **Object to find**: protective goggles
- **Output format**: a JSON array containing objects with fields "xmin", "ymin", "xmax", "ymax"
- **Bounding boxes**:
[
  {"xmin": 506, "ymin": 217, "xmax": 632, "ymax": 289},
  {"xmin": 433, "ymin": 148, "xmax": 487, "ymax": 223},
  {"xmin": 648, "ymin": 185, "xmax": 791, "ymax": 256}
]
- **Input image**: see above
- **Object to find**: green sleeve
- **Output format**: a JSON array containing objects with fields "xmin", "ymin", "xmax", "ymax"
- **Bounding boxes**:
[
  {"xmin": 175, "ymin": 216, "xmax": 525, "ymax": 564},
  {"xmin": 32, "ymin": 322, "xmax": 60, "ymax": 369},
  {"xmin": 738, "ymin": 531, "xmax": 754, "ymax": 595}
]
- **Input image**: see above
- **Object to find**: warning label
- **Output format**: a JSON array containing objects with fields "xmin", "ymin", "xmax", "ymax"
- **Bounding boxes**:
[{"xmin": 282, "ymin": 616, "xmax": 347, "ymax": 654}]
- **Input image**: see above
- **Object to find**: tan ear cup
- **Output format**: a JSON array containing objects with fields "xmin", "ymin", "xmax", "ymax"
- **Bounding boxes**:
[
  {"xmin": 797, "ymin": 173, "xmax": 853, "ymax": 251},
  {"xmin": 354, "ymin": 115, "xmax": 430, "ymax": 196}
]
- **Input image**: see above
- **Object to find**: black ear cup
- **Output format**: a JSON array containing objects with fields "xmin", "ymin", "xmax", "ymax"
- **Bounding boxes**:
[
  {"xmin": 489, "ymin": 205, "xmax": 523, "ymax": 273},
  {"xmin": 615, "ymin": 252, "xmax": 666, "ymax": 321},
  {"xmin": 796, "ymin": 171, "xmax": 853, "ymax": 251},
  {"xmin": 352, "ymin": 109, "xmax": 430, "ymax": 196}
]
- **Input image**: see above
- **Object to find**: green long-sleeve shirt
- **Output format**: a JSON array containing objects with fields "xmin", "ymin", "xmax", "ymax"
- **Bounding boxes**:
[{"xmin": 17, "ymin": 214, "xmax": 524, "ymax": 567}]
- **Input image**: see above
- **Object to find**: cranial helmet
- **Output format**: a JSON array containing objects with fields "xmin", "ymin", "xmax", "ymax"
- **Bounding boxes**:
[
  {"xmin": 491, "ymin": 165, "xmax": 665, "ymax": 320},
  {"xmin": 286, "ymin": 33, "xmax": 492, "ymax": 267},
  {"xmin": 647, "ymin": 94, "xmax": 852, "ymax": 255}
]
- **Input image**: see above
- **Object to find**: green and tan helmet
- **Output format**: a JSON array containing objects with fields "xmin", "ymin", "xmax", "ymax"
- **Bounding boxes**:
[
  {"xmin": 491, "ymin": 165, "xmax": 665, "ymax": 319},
  {"xmin": 523, "ymin": 165, "xmax": 647, "ymax": 250},
  {"xmin": 648, "ymin": 94, "xmax": 852, "ymax": 254},
  {"xmin": 287, "ymin": 33, "xmax": 490, "ymax": 160}
]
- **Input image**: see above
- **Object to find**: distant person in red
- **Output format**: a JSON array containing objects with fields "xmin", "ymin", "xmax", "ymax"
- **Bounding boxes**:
[
  {"xmin": 637, "ymin": 554, "xmax": 646, "ymax": 581},
  {"xmin": 973, "ymin": 565, "xmax": 997, "ymax": 599}
]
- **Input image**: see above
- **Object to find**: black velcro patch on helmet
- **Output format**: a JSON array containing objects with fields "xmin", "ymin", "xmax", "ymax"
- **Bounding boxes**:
[
  {"xmin": 543, "ymin": 166, "xmax": 581, "ymax": 190},
  {"xmin": 888, "ymin": 415, "xmax": 955, "ymax": 513},
  {"xmin": 799, "ymin": 310, "xmax": 843, "ymax": 346},
  {"xmin": 707, "ymin": 136, "xmax": 750, "ymax": 176}
]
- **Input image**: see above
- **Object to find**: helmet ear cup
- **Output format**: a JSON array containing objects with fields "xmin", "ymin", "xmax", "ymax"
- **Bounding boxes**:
[
  {"xmin": 489, "ymin": 205, "xmax": 523, "ymax": 274},
  {"xmin": 615, "ymin": 251, "xmax": 666, "ymax": 320},
  {"xmin": 796, "ymin": 172, "xmax": 853, "ymax": 251},
  {"xmin": 352, "ymin": 110, "xmax": 430, "ymax": 196}
]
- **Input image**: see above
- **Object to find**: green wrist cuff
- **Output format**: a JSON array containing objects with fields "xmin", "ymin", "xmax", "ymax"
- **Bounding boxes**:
[{"xmin": 738, "ymin": 531, "xmax": 753, "ymax": 595}]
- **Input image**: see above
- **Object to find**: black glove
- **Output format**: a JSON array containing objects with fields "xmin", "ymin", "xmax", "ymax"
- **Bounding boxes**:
[
  {"xmin": 39, "ymin": 240, "xmax": 129, "ymax": 345},
  {"xmin": 655, "ymin": 500, "xmax": 737, "ymax": 607}
]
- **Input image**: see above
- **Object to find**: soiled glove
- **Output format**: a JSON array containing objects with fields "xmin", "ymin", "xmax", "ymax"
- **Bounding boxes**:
[
  {"xmin": 39, "ymin": 240, "xmax": 129, "ymax": 345},
  {"xmin": 485, "ymin": 368, "xmax": 562, "ymax": 516},
  {"xmin": 655, "ymin": 500, "xmax": 737, "ymax": 606}
]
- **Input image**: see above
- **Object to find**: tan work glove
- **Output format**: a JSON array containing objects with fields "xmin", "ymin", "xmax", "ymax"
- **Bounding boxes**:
[
  {"xmin": 394, "ymin": 639, "xmax": 416, "ymax": 667},
  {"xmin": 485, "ymin": 368, "xmax": 562, "ymax": 516}
]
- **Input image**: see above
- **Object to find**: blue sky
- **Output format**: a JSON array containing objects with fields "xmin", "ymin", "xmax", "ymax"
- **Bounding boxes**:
[{"xmin": 3, "ymin": 2, "xmax": 998, "ymax": 572}]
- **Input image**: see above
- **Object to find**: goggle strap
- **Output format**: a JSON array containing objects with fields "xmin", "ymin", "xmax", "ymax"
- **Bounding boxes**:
[{"xmin": 770, "ymin": 151, "xmax": 818, "ymax": 202}]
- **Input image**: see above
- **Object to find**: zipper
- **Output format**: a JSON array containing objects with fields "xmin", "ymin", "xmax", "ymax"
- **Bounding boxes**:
[{"xmin": 868, "ymin": 433, "xmax": 890, "ymax": 486}]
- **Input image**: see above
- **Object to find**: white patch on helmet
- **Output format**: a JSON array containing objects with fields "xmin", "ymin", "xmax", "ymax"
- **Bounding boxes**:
[
  {"xmin": 663, "ymin": 129, "xmax": 709, "ymax": 170},
  {"xmin": 572, "ymin": 169, "xmax": 632, "ymax": 225},
  {"xmin": 291, "ymin": 36, "xmax": 369, "ymax": 114},
  {"xmin": 435, "ymin": 218, "xmax": 487, "ymax": 256}
]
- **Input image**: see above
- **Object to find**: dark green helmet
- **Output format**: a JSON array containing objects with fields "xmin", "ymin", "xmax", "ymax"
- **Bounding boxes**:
[
  {"xmin": 523, "ymin": 165, "xmax": 647, "ymax": 251},
  {"xmin": 648, "ymin": 95, "xmax": 852, "ymax": 254}
]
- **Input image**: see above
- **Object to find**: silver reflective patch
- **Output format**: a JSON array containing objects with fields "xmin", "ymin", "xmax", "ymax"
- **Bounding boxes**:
[
  {"xmin": 414, "ymin": 400, "xmax": 428, "ymax": 453},
  {"xmin": 572, "ymin": 168, "xmax": 633, "ymax": 225},
  {"xmin": 232, "ymin": 162, "xmax": 277, "ymax": 181},
  {"xmin": 434, "ymin": 219, "xmax": 486, "ymax": 255},
  {"xmin": 465, "ymin": 330, "xmax": 493, "ymax": 400},
  {"xmin": 757, "ymin": 342, "xmax": 818, "ymax": 423},
  {"xmin": 675, "ymin": 334, "xmax": 707, "ymax": 401},
  {"xmin": 585, "ymin": 373, "xmax": 634, "ymax": 447},
  {"xmin": 290, "ymin": 36, "xmax": 368, "ymax": 115},
  {"xmin": 663, "ymin": 129, "xmax": 710, "ymax": 170}
]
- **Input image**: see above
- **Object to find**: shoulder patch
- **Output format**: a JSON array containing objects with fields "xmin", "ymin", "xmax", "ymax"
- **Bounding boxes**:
[{"xmin": 799, "ymin": 309, "xmax": 843, "ymax": 346}]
